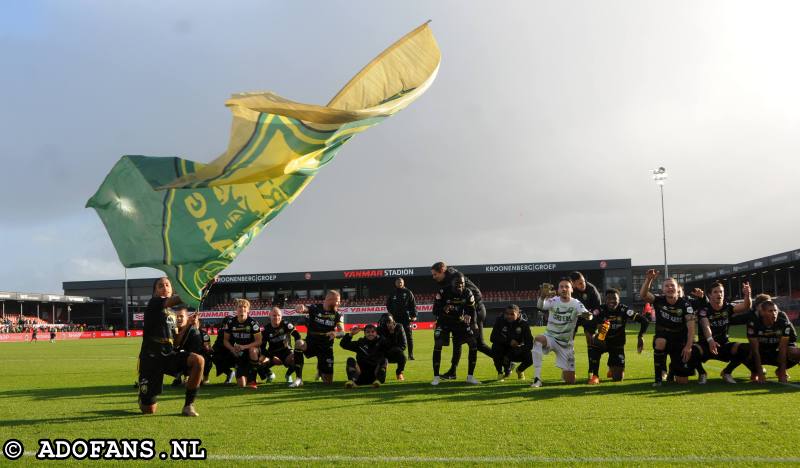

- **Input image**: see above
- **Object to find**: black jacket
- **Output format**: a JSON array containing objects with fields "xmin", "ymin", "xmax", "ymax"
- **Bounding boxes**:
[{"xmin": 386, "ymin": 288, "xmax": 418, "ymax": 322}]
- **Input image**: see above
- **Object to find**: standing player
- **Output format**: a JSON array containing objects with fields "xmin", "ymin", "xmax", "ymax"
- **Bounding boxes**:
[
  {"xmin": 197, "ymin": 320, "xmax": 213, "ymax": 384},
  {"xmin": 431, "ymin": 273, "xmax": 481, "ymax": 385},
  {"xmin": 747, "ymin": 300, "xmax": 799, "ymax": 383},
  {"xmin": 431, "ymin": 262, "xmax": 492, "ymax": 379},
  {"xmin": 378, "ymin": 313, "xmax": 408, "ymax": 380},
  {"xmin": 295, "ymin": 290, "xmax": 345, "ymax": 385},
  {"xmin": 340, "ymin": 324, "xmax": 388, "ymax": 388},
  {"xmin": 569, "ymin": 271, "xmax": 602, "ymax": 379},
  {"xmin": 694, "ymin": 282, "xmax": 752, "ymax": 384},
  {"xmin": 639, "ymin": 270, "xmax": 696, "ymax": 386},
  {"xmin": 531, "ymin": 279, "xmax": 593, "ymax": 387},
  {"xmin": 490, "ymin": 304, "xmax": 533, "ymax": 381},
  {"xmin": 137, "ymin": 277, "xmax": 204, "ymax": 417},
  {"xmin": 49, "ymin": 328, "xmax": 56, "ymax": 343},
  {"xmin": 259, "ymin": 307, "xmax": 304, "ymax": 388},
  {"xmin": 587, "ymin": 289, "xmax": 648, "ymax": 383},
  {"xmin": 31, "ymin": 327, "xmax": 38, "ymax": 342},
  {"xmin": 222, "ymin": 299, "xmax": 262, "ymax": 388},
  {"xmin": 385, "ymin": 277, "xmax": 418, "ymax": 360}
]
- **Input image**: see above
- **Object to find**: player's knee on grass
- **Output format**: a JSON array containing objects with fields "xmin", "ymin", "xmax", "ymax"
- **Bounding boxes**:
[
  {"xmin": 610, "ymin": 367, "xmax": 624, "ymax": 381},
  {"xmin": 139, "ymin": 403, "xmax": 157, "ymax": 414},
  {"xmin": 674, "ymin": 376, "xmax": 689, "ymax": 384},
  {"xmin": 562, "ymin": 371, "xmax": 576, "ymax": 384}
]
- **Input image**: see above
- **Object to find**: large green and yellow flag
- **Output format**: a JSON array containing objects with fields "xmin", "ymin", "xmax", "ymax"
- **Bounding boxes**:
[{"xmin": 87, "ymin": 23, "xmax": 440, "ymax": 307}]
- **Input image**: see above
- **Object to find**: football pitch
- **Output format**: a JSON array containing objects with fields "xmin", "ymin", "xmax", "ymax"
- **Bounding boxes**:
[{"xmin": 1, "ymin": 329, "xmax": 798, "ymax": 467}]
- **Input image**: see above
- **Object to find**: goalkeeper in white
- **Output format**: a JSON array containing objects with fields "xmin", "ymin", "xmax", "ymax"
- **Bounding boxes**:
[{"xmin": 532, "ymin": 279, "xmax": 593, "ymax": 387}]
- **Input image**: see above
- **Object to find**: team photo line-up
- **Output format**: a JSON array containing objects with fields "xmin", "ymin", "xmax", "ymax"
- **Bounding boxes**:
[{"xmin": 137, "ymin": 262, "xmax": 799, "ymax": 417}]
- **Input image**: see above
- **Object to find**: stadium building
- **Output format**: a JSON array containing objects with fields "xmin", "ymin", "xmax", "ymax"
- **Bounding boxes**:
[{"xmin": 57, "ymin": 249, "xmax": 800, "ymax": 330}]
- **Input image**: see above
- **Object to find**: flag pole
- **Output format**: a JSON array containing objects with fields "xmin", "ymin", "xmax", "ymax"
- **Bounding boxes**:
[{"xmin": 124, "ymin": 267, "xmax": 129, "ymax": 333}]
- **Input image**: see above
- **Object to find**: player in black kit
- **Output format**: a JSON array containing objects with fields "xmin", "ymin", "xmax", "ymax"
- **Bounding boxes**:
[
  {"xmin": 569, "ymin": 271, "xmax": 602, "ymax": 378},
  {"xmin": 639, "ymin": 270, "xmax": 696, "ymax": 386},
  {"xmin": 431, "ymin": 272, "xmax": 481, "ymax": 385},
  {"xmin": 693, "ymin": 281, "xmax": 752, "ymax": 384},
  {"xmin": 490, "ymin": 304, "xmax": 533, "ymax": 381},
  {"xmin": 171, "ymin": 305, "xmax": 205, "ymax": 386},
  {"xmin": 587, "ymin": 289, "xmax": 648, "ymax": 384},
  {"xmin": 211, "ymin": 314, "xmax": 237, "ymax": 384},
  {"xmin": 385, "ymin": 277, "xmax": 418, "ymax": 360},
  {"xmin": 378, "ymin": 313, "xmax": 408, "ymax": 380},
  {"xmin": 747, "ymin": 300, "xmax": 799, "ymax": 383},
  {"xmin": 295, "ymin": 290, "xmax": 344, "ymax": 384},
  {"xmin": 137, "ymin": 277, "xmax": 204, "ymax": 417},
  {"xmin": 340, "ymin": 324, "xmax": 388, "ymax": 388},
  {"xmin": 222, "ymin": 299, "xmax": 262, "ymax": 389},
  {"xmin": 431, "ymin": 262, "xmax": 492, "ymax": 379},
  {"xmin": 258, "ymin": 307, "xmax": 304, "ymax": 388}
]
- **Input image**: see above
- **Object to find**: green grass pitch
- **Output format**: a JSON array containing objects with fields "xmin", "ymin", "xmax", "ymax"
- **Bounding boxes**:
[{"xmin": 1, "ymin": 328, "xmax": 798, "ymax": 466}]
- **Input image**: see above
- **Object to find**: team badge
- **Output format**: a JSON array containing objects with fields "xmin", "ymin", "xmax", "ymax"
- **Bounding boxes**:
[{"xmin": 626, "ymin": 309, "xmax": 634, "ymax": 317}]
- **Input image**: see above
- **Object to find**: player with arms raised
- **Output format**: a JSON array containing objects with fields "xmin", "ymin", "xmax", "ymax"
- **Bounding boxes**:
[
  {"xmin": 295, "ymin": 290, "xmax": 344, "ymax": 385},
  {"xmin": 639, "ymin": 270, "xmax": 695, "ymax": 386},
  {"xmin": 531, "ymin": 279, "xmax": 593, "ymax": 387}
]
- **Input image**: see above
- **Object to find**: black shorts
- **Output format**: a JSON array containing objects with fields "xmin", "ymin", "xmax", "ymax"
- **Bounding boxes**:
[
  {"xmin": 591, "ymin": 340, "xmax": 627, "ymax": 368},
  {"xmin": 698, "ymin": 339, "xmax": 737, "ymax": 362},
  {"xmin": 138, "ymin": 351, "xmax": 184, "ymax": 406},
  {"xmin": 434, "ymin": 321, "xmax": 474, "ymax": 347},
  {"xmin": 304, "ymin": 338, "xmax": 334, "ymax": 374},
  {"xmin": 266, "ymin": 347, "xmax": 295, "ymax": 366},
  {"xmin": 653, "ymin": 334, "xmax": 692, "ymax": 377}
]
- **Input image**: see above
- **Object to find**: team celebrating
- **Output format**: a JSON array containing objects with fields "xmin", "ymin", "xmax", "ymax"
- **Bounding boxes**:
[{"xmin": 138, "ymin": 262, "xmax": 799, "ymax": 416}]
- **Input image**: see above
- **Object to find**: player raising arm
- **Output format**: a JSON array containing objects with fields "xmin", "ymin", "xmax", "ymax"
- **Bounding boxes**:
[
  {"xmin": 295, "ymin": 290, "xmax": 345, "ymax": 385},
  {"xmin": 531, "ymin": 279, "xmax": 593, "ymax": 387},
  {"xmin": 340, "ymin": 324, "xmax": 388, "ymax": 388},
  {"xmin": 640, "ymin": 270, "xmax": 695, "ymax": 386}
]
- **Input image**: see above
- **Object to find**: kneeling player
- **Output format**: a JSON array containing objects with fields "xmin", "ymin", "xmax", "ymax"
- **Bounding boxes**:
[
  {"xmin": 694, "ymin": 282, "xmax": 752, "ymax": 383},
  {"xmin": 138, "ymin": 277, "xmax": 203, "ymax": 417},
  {"xmin": 532, "ymin": 279, "xmax": 592, "ymax": 387},
  {"xmin": 295, "ymin": 290, "xmax": 344, "ymax": 384},
  {"xmin": 340, "ymin": 324, "xmax": 388, "ymax": 388},
  {"xmin": 747, "ymin": 300, "xmax": 799, "ymax": 383},
  {"xmin": 490, "ymin": 304, "xmax": 533, "ymax": 381},
  {"xmin": 223, "ymin": 299, "xmax": 262, "ymax": 388},
  {"xmin": 211, "ymin": 314, "xmax": 237, "ymax": 383},
  {"xmin": 639, "ymin": 270, "xmax": 695, "ymax": 386},
  {"xmin": 587, "ymin": 289, "xmax": 648, "ymax": 383},
  {"xmin": 431, "ymin": 273, "xmax": 480, "ymax": 385},
  {"xmin": 259, "ymin": 307, "xmax": 304, "ymax": 388},
  {"xmin": 378, "ymin": 314, "xmax": 408, "ymax": 381}
]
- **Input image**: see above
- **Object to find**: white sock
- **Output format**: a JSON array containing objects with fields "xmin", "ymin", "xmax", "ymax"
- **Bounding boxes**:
[{"xmin": 532, "ymin": 342, "xmax": 543, "ymax": 379}]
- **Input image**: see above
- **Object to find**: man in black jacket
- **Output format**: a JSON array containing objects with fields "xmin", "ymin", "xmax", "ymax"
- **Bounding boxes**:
[
  {"xmin": 490, "ymin": 304, "xmax": 533, "ymax": 381},
  {"xmin": 378, "ymin": 313, "xmax": 408, "ymax": 381},
  {"xmin": 431, "ymin": 262, "xmax": 493, "ymax": 379},
  {"xmin": 431, "ymin": 272, "xmax": 481, "ymax": 385},
  {"xmin": 340, "ymin": 324, "xmax": 388, "ymax": 388},
  {"xmin": 385, "ymin": 277, "xmax": 418, "ymax": 359}
]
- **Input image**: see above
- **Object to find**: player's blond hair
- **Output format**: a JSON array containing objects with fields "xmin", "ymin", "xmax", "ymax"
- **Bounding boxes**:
[{"xmin": 234, "ymin": 298, "xmax": 251, "ymax": 309}]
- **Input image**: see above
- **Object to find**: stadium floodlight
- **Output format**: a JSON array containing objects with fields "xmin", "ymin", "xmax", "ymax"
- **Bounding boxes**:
[{"xmin": 651, "ymin": 167, "xmax": 669, "ymax": 278}]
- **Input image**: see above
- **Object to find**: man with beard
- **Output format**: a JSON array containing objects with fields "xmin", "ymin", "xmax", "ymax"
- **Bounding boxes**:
[
  {"xmin": 340, "ymin": 324, "xmax": 388, "ymax": 388},
  {"xmin": 378, "ymin": 313, "xmax": 408, "ymax": 381}
]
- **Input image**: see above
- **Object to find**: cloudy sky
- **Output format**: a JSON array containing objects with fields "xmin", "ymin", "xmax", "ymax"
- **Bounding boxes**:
[{"xmin": 2, "ymin": 1, "xmax": 799, "ymax": 293}]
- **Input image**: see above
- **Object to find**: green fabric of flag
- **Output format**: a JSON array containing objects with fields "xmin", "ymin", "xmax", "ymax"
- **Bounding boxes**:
[{"xmin": 87, "ymin": 23, "xmax": 439, "ymax": 306}]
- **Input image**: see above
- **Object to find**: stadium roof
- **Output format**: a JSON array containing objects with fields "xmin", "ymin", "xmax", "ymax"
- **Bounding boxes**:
[{"xmin": 0, "ymin": 291, "xmax": 93, "ymax": 303}]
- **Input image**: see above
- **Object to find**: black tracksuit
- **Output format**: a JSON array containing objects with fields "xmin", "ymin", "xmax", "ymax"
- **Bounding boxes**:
[
  {"xmin": 386, "ymin": 287, "xmax": 418, "ymax": 358},
  {"xmin": 490, "ymin": 315, "xmax": 533, "ymax": 374}
]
